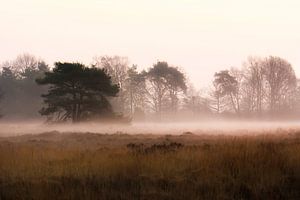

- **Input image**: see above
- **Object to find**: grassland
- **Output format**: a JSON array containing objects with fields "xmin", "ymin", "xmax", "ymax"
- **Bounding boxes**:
[{"xmin": 0, "ymin": 130, "xmax": 300, "ymax": 200}]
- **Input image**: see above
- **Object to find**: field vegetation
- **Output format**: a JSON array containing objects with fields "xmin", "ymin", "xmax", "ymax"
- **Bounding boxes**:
[{"xmin": 0, "ymin": 130, "xmax": 300, "ymax": 199}]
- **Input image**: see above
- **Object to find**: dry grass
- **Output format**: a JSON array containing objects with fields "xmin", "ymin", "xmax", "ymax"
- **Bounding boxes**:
[{"xmin": 0, "ymin": 130, "xmax": 300, "ymax": 199}]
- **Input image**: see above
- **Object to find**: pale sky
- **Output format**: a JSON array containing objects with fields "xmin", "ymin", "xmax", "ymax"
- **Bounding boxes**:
[{"xmin": 0, "ymin": 0, "xmax": 300, "ymax": 88}]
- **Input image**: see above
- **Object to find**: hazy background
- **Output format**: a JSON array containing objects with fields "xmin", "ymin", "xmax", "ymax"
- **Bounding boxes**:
[{"xmin": 0, "ymin": 0, "xmax": 299, "ymax": 88}]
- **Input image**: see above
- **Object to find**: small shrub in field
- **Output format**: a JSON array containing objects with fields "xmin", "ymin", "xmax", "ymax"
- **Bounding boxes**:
[{"xmin": 127, "ymin": 142, "xmax": 184, "ymax": 154}]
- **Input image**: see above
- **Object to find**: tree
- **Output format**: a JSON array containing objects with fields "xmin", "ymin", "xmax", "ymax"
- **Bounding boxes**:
[
  {"xmin": 262, "ymin": 56, "xmax": 297, "ymax": 113},
  {"xmin": 93, "ymin": 56, "xmax": 129, "ymax": 88},
  {"xmin": 165, "ymin": 66, "xmax": 187, "ymax": 113},
  {"xmin": 295, "ymin": 79, "xmax": 300, "ymax": 114},
  {"xmin": 213, "ymin": 70, "xmax": 239, "ymax": 114},
  {"xmin": 144, "ymin": 62, "xmax": 169, "ymax": 115},
  {"xmin": 0, "ymin": 67, "xmax": 18, "ymax": 118},
  {"xmin": 0, "ymin": 87, "xmax": 3, "ymax": 118},
  {"xmin": 11, "ymin": 53, "xmax": 40, "ymax": 78},
  {"xmin": 229, "ymin": 67, "xmax": 243, "ymax": 113},
  {"xmin": 0, "ymin": 54, "xmax": 49, "ymax": 119},
  {"xmin": 124, "ymin": 65, "xmax": 147, "ymax": 116},
  {"xmin": 144, "ymin": 61, "xmax": 187, "ymax": 118},
  {"xmin": 210, "ymin": 80, "xmax": 223, "ymax": 113},
  {"xmin": 93, "ymin": 56, "xmax": 129, "ymax": 113},
  {"xmin": 242, "ymin": 57, "xmax": 265, "ymax": 114},
  {"xmin": 36, "ymin": 62, "xmax": 119, "ymax": 122},
  {"xmin": 183, "ymin": 83, "xmax": 211, "ymax": 116},
  {"xmin": 211, "ymin": 56, "xmax": 298, "ymax": 117}
]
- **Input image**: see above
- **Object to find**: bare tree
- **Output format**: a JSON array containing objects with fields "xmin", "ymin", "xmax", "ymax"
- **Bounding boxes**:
[
  {"xmin": 262, "ymin": 56, "xmax": 297, "ymax": 113},
  {"xmin": 93, "ymin": 56, "xmax": 129, "ymax": 113},
  {"xmin": 242, "ymin": 57, "xmax": 265, "ymax": 114},
  {"xmin": 93, "ymin": 56, "xmax": 129, "ymax": 88},
  {"xmin": 229, "ymin": 67, "xmax": 243, "ymax": 114},
  {"xmin": 12, "ymin": 53, "xmax": 40, "ymax": 78},
  {"xmin": 295, "ymin": 79, "xmax": 300, "ymax": 113},
  {"xmin": 210, "ymin": 80, "xmax": 223, "ymax": 113},
  {"xmin": 184, "ymin": 83, "xmax": 211, "ymax": 116}
]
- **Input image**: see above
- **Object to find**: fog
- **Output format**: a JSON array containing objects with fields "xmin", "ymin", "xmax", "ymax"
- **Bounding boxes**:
[{"xmin": 1, "ymin": 120, "xmax": 300, "ymax": 137}]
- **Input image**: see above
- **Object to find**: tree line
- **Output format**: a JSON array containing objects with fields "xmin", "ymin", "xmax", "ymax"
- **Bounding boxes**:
[
  {"xmin": 211, "ymin": 56, "xmax": 299, "ymax": 117},
  {"xmin": 0, "ymin": 54, "xmax": 299, "ymax": 122}
]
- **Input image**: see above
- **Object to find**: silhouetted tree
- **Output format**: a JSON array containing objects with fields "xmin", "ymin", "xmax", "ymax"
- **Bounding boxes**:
[
  {"xmin": 36, "ymin": 62, "xmax": 119, "ymax": 122},
  {"xmin": 124, "ymin": 65, "xmax": 147, "ymax": 116},
  {"xmin": 213, "ymin": 70, "xmax": 239, "ymax": 114},
  {"xmin": 165, "ymin": 66, "xmax": 187, "ymax": 113},
  {"xmin": 145, "ymin": 61, "xmax": 187, "ymax": 118}
]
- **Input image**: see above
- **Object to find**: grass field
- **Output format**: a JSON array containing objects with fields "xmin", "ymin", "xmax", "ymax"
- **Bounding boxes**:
[{"xmin": 0, "ymin": 130, "xmax": 300, "ymax": 199}]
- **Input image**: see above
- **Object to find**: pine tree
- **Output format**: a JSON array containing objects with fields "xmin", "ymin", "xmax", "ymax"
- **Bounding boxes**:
[{"xmin": 36, "ymin": 62, "xmax": 119, "ymax": 122}]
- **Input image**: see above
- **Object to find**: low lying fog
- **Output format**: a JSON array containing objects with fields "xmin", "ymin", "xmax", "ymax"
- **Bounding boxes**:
[{"xmin": 1, "ymin": 120, "xmax": 300, "ymax": 137}]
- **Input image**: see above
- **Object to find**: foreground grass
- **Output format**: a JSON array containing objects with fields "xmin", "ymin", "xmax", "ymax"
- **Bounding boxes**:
[{"xmin": 0, "ymin": 131, "xmax": 300, "ymax": 199}]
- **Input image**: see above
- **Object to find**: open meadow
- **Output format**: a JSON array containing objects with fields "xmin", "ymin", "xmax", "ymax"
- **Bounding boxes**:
[
  {"xmin": 2, "ymin": 0, "xmax": 300, "ymax": 199},
  {"xmin": 0, "ymin": 127, "xmax": 300, "ymax": 200}
]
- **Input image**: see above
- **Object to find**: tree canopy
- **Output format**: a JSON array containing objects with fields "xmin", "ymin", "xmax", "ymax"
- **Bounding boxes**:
[
  {"xmin": 213, "ymin": 70, "xmax": 240, "ymax": 113},
  {"xmin": 0, "ymin": 54, "xmax": 49, "ymax": 119},
  {"xmin": 36, "ymin": 62, "xmax": 119, "ymax": 122},
  {"xmin": 145, "ymin": 61, "xmax": 187, "ymax": 116}
]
